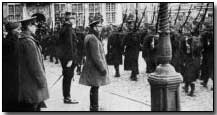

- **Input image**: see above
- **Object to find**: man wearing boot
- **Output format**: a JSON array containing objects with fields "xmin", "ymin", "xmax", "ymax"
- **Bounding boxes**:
[
  {"xmin": 79, "ymin": 14, "xmax": 110, "ymax": 111},
  {"xmin": 58, "ymin": 12, "xmax": 79, "ymax": 104},
  {"xmin": 106, "ymin": 27, "xmax": 124, "ymax": 77},
  {"xmin": 123, "ymin": 14, "xmax": 141, "ymax": 81}
]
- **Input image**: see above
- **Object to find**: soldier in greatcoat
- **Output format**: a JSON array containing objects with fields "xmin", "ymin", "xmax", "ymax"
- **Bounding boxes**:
[
  {"xmin": 106, "ymin": 27, "xmax": 125, "ymax": 77},
  {"xmin": 3, "ymin": 22, "xmax": 21, "ymax": 111},
  {"xmin": 79, "ymin": 15, "xmax": 110, "ymax": 111},
  {"xmin": 123, "ymin": 14, "xmax": 141, "ymax": 81},
  {"xmin": 18, "ymin": 17, "xmax": 49, "ymax": 111}
]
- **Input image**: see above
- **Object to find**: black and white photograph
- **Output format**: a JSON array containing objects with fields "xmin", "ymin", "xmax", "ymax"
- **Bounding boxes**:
[{"xmin": 1, "ymin": 2, "xmax": 214, "ymax": 112}]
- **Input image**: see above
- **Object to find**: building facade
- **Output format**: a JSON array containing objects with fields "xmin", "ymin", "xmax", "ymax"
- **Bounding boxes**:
[{"xmin": 3, "ymin": 3, "xmax": 213, "ymax": 28}]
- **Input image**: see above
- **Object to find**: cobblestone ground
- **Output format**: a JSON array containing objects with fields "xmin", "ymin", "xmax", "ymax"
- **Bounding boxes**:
[{"xmin": 42, "ymin": 40, "xmax": 213, "ymax": 111}]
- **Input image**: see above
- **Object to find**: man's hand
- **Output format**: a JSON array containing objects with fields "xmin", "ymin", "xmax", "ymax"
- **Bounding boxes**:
[{"xmin": 66, "ymin": 60, "xmax": 73, "ymax": 67}]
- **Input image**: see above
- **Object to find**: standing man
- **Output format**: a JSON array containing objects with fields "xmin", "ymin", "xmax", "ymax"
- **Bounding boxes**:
[
  {"xmin": 107, "ymin": 27, "xmax": 125, "ymax": 77},
  {"xmin": 79, "ymin": 15, "xmax": 110, "ymax": 111},
  {"xmin": 18, "ymin": 17, "xmax": 49, "ymax": 111},
  {"xmin": 123, "ymin": 14, "xmax": 141, "ymax": 81},
  {"xmin": 3, "ymin": 22, "xmax": 21, "ymax": 111},
  {"xmin": 200, "ymin": 22, "xmax": 214, "ymax": 88},
  {"xmin": 58, "ymin": 12, "xmax": 79, "ymax": 104}
]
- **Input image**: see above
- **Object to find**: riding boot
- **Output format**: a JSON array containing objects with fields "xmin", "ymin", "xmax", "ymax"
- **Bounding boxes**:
[
  {"xmin": 55, "ymin": 57, "xmax": 59, "ymax": 64},
  {"xmin": 188, "ymin": 83, "xmax": 195, "ymax": 97},
  {"xmin": 76, "ymin": 65, "xmax": 81, "ymax": 75},
  {"xmin": 50, "ymin": 56, "xmax": 54, "ymax": 62},
  {"xmin": 90, "ymin": 86, "xmax": 99, "ymax": 111},
  {"xmin": 184, "ymin": 82, "xmax": 189, "ymax": 93},
  {"xmin": 114, "ymin": 65, "xmax": 120, "ymax": 77},
  {"xmin": 130, "ymin": 71, "xmax": 137, "ymax": 81}
]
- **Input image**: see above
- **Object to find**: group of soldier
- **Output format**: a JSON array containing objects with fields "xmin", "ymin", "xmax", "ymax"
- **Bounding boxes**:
[
  {"xmin": 106, "ymin": 7, "xmax": 213, "ymax": 98},
  {"xmin": 2, "ymin": 4, "xmax": 213, "ymax": 111}
]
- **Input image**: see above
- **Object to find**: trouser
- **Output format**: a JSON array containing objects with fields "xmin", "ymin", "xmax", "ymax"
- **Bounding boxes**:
[
  {"xmin": 184, "ymin": 82, "xmax": 195, "ymax": 95},
  {"xmin": 76, "ymin": 64, "xmax": 81, "ymax": 74},
  {"xmin": 90, "ymin": 86, "xmax": 99, "ymax": 111},
  {"xmin": 114, "ymin": 64, "xmax": 120, "ymax": 76},
  {"xmin": 60, "ymin": 58, "xmax": 77, "ymax": 98}
]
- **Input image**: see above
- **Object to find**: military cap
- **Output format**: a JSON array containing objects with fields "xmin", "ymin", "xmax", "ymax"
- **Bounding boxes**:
[
  {"xmin": 5, "ymin": 22, "xmax": 21, "ymax": 32},
  {"xmin": 126, "ymin": 13, "xmax": 135, "ymax": 22},
  {"xmin": 89, "ymin": 14, "xmax": 103, "ymax": 26},
  {"xmin": 20, "ymin": 16, "xmax": 37, "ymax": 26},
  {"xmin": 65, "ymin": 12, "xmax": 76, "ymax": 19}
]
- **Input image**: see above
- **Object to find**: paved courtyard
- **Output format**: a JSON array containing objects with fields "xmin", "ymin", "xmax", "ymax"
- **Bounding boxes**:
[{"xmin": 41, "ymin": 40, "xmax": 213, "ymax": 111}]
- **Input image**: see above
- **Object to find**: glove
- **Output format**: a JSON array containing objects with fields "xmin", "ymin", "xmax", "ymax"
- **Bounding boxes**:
[{"xmin": 66, "ymin": 60, "xmax": 73, "ymax": 67}]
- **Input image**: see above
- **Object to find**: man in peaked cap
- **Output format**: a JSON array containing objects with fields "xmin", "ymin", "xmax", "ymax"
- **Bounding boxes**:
[
  {"xmin": 16, "ymin": 17, "xmax": 49, "ymax": 111},
  {"xmin": 79, "ymin": 14, "xmax": 110, "ymax": 111},
  {"xmin": 57, "ymin": 12, "xmax": 79, "ymax": 104}
]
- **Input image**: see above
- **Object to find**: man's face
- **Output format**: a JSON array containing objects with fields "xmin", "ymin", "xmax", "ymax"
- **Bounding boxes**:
[
  {"xmin": 127, "ymin": 21, "xmax": 134, "ymax": 30},
  {"xmin": 69, "ymin": 18, "xmax": 76, "ymax": 28},
  {"xmin": 95, "ymin": 23, "xmax": 103, "ymax": 33},
  {"xmin": 12, "ymin": 26, "xmax": 22, "ymax": 35},
  {"xmin": 28, "ymin": 24, "xmax": 37, "ymax": 34}
]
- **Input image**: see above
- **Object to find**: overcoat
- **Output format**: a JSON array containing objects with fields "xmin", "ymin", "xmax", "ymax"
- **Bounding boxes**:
[
  {"xmin": 123, "ymin": 32, "xmax": 141, "ymax": 71},
  {"xmin": 79, "ymin": 33, "xmax": 110, "ymax": 86},
  {"xmin": 106, "ymin": 31, "xmax": 125, "ymax": 65},
  {"xmin": 56, "ymin": 22, "xmax": 78, "ymax": 62},
  {"xmin": 3, "ymin": 33, "xmax": 20, "ymax": 111},
  {"xmin": 18, "ymin": 31, "xmax": 49, "ymax": 104}
]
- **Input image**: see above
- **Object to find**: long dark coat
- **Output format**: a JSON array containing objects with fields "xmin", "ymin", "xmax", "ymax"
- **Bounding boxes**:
[
  {"xmin": 182, "ymin": 36, "xmax": 202, "ymax": 83},
  {"xmin": 200, "ymin": 31, "xmax": 214, "ymax": 80},
  {"xmin": 18, "ymin": 31, "xmax": 49, "ymax": 104},
  {"xmin": 56, "ymin": 22, "xmax": 78, "ymax": 62},
  {"xmin": 123, "ymin": 32, "xmax": 141, "ymax": 71},
  {"xmin": 79, "ymin": 33, "xmax": 110, "ymax": 86},
  {"xmin": 76, "ymin": 32, "xmax": 86, "ymax": 64},
  {"xmin": 106, "ymin": 32, "xmax": 125, "ymax": 65},
  {"xmin": 2, "ymin": 33, "xmax": 20, "ymax": 111},
  {"xmin": 142, "ymin": 33, "xmax": 158, "ymax": 73}
]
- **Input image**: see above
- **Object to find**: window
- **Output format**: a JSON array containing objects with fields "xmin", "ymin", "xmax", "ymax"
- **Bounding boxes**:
[
  {"xmin": 8, "ymin": 4, "xmax": 22, "ymax": 22},
  {"xmin": 106, "ymin": 3, "xmax": 116, "ymax": 24},
  {"xmin": 72, "ymin": 3, "xmax": 85, "ymax": 26},
  {"xmin": 54, "ymin": 3, "xmax": 66, "ymax": 23},
  {"xmin": 89, "ymin": 3, "xmax": 101, "ymax": 18}
]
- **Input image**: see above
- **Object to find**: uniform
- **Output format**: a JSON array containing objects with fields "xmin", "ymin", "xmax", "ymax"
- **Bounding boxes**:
[
  {"xmin": 3, "ymin": 22, "xmax": 21, "ymax": 111},
  {"xmin": 200, "ymin": 25, "xmax": 214, "ymax": 87},
  {"xmin": 58, "ymin": 21, "xmax": 79, "ymax": 103},
  {"xmin": 79, "ymin": 14, "xmax": 110, "ymax": 111},
  {"xmin": 106, "ymin": 31, "xmax": 125, "ymax": 77},
  {"xmin": 123, "ymin": 31, "xmax": 141, "ymax": 80},
  {"xmin": 18, "ymin": 30, "xmax": 49, "ymax": 111}
]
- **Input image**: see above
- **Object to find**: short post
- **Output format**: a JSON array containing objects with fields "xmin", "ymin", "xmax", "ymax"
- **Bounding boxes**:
[{"xmin": 148, "ymin": 3, "xmax": 183, "ymax": 111}]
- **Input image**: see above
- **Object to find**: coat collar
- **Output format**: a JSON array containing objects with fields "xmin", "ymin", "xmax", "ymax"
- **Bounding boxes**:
[{"xmin": 20, "ymin": 31, "xmax": 40, "ymax": 44}]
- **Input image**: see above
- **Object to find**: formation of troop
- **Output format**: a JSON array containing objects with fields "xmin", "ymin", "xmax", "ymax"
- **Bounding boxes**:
[{"xmin": 3, "ymin": 3, "xmax": 213, "ymax": 112}]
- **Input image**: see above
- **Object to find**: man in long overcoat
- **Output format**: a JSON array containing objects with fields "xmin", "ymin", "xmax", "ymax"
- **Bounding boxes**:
[
  {"xmin": 3, "ymin": 22, "xmax": 21, "ymax": 111},
  {"xmin": 18, "ymin": 17, "xmax": 49, "ymax": 111},
  {"xmin": 79, "ymin": 15, "xmax": 110, "ymax": 111},
  {"xmin": 107, "ymin": 28, "xmax": 125, "ymax": 77},
  {"xmin": 123, "ymin": 14, "xmax": 141, "ymax": 81}
]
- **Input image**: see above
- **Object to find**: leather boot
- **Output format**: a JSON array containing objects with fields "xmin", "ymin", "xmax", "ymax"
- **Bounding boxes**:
[
  {"xmin": 188, "ymin": 83, "xmax": 196, "ymax": 97},
  {"xmin": 90, "ymin": 86, "xmax": 99, "ymax": 111},
  {"xmin": 130, "ymin": 71, "xmax": 137, "ymax": 81},
  {"xmin": 114, "ymin": 65, "xmax": 120, "ymax": 77},
  {"xmin": 184, "ymin": 82, "xmax": 189, "ymax": 93}
]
